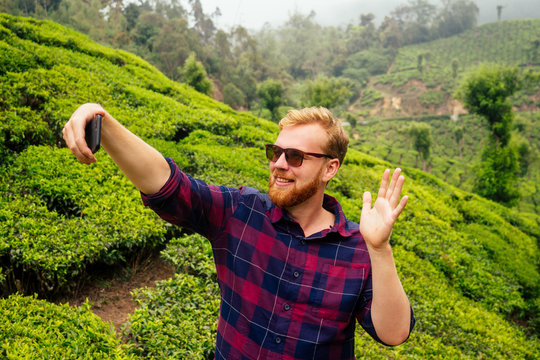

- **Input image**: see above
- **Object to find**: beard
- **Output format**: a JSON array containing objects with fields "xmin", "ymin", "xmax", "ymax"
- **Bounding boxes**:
[{"xmin": 268, "ymin": 167, "xmax": 324, "ymax": 209}]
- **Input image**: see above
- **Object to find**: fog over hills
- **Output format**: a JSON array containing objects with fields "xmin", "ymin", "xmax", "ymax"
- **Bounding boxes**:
[{"xmin": 199, "ymin": 0, "xmax": 540, "ymax": 30}]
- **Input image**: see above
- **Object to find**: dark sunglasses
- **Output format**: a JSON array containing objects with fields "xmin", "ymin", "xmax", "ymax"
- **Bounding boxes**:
[{"xmin": 265, "ymin": 144, "xmax": 332, "ymax": 167}]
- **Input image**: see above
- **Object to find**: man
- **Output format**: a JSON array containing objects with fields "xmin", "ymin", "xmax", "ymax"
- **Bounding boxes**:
[{"xmin": 63, "ymin": 104, "xmax": 414, "ymax": 359}]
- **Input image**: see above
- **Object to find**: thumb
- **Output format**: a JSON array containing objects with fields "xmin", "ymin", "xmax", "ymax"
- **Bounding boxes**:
[{"xmin": 362, "ymin": 191, "xmax": 372, "ymax": 211}]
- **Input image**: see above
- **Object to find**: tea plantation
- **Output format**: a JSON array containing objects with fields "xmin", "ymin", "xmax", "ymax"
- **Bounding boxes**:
[{"xmin": 0, "ymin": 13, "xmax": 539, "ymax": 359}]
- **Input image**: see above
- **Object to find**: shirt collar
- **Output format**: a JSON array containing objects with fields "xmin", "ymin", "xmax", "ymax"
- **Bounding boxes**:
[{"xmin": 267, "ymin": 194, "xmax": 355, "ymax": 238}]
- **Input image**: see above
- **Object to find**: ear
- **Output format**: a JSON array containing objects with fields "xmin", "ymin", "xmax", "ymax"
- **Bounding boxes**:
[{"xmin": 321, "ymin": 158, "xmax": 340, "ymax": 183}]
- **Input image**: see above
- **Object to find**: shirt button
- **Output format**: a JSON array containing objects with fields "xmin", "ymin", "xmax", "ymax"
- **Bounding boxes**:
[
  {"xmin": 275, "ymin": 337, "xmax": 282, "ymax": 344},
  {"xmin": 300, "ymin": 240, "xmax": 306, "ymax": 245},
  {"xmin": 283, "ymin": 303, "xmax": 291, "ymax": 311},
  {"xmin": 293, "ymin": 271, "xmax": 300, "ymax": 278}
]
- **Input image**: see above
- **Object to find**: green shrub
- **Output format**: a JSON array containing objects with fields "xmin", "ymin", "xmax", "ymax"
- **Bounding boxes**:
[
  {"xmin": 418, "ymin": 90, "xmax": 445, "ymax": 107},
  {"xmin": 124, "ymin": 234, "xmax": 219, "ymax": 359},
  {"xmin": 0, "ymin": 146, "xmax": 167, "ymax": 295},
  {"xmin": 0, "ymin": 294, "xmax": 131, "ymax": 359},
  {"xmin": 359, "ymin": 88, "xmax": 384, "ymax": 106},
  {"xmin": 0, "ymin": 13, "xmax": 538, "ymax": 360}
]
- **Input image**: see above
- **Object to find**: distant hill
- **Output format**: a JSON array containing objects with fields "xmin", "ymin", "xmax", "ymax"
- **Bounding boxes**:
[
  {"xmin": 351, "ymin": 18, "xmax": 540, "ymax": 118},
  {"xmin": 0, "ymin": 13, "xmax": 539, "ymax": 359},
  {"xmin": 347, "ymin": 19, "xmax": 540, "ymax": 214}
]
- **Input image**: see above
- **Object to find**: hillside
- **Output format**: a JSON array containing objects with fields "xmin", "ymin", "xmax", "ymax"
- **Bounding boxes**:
[
  {"xmin": 0, "ymin": 13, "xmax": 539, "ymax": 359},
  {"xmin": 350, "ymin": 112, "xmax": 540, "ymax": 214},
  {"xmin": 351, "ymin": 19, "xmax": 540, "ymax": 118}
]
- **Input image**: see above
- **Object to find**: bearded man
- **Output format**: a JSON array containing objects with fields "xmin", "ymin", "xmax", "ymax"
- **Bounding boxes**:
[{"xmin": 63, "ymin": 104, "xmax": 414, "ymax": 360}]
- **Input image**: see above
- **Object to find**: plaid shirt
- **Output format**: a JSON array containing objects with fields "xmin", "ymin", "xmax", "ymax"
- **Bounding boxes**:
[{"xmin": 142, "ymin": 158, "xmax": 414, "ymax": 359}]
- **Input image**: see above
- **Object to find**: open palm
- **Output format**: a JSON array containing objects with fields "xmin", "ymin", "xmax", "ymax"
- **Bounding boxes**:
[{"xmin": 360, "ymin": 169, "xmax": 408, "ymax": 250}]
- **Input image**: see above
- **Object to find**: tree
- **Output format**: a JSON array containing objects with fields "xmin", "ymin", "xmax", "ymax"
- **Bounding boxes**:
[
  {"xmin": 453, "ymin": 125, "xmax": 464, "ymax": 158},
  {"xmin": 132, "ymin": 12, "xmax": 162, "ymax": 51},
  {"xmin": 451, "ymin": 58, "xmax": 459, "ymax": 80},
  {"xmin": 153, "ymin": 19, "xmax": 192, "ymax": 80},
  {"xmin": 223, "ymin": 83, "xmax": 245, "ymax": 110},
  {"xmin": 409, "ymin": 122, "xmax": 432, "ymax": 171},
  {"xmin": 457, "ymin": 64, "xmax": 521, "ymax": 147},
  {"xmin": 301, "ymin": 75, "xmax": 353, "ymax": 109},
  {"xmin": 527, "ymin": 38, "xmax": 540, "ymax": 65},
  {"xmin": 257, "ymin": 79, "xmax": 284, "ymax": 122},
  {"xmin": 180, "ymin": 52, "xmax": 213, "ymax": 95},
  {"xmin": 497, "ymin": 5, "xmax": 504, "ymax": 21},
  {"xmin": 390, "ymin": 0, "xmax": 437, "ymax": 45},
  {"xmin": 475, "ymin": 144, "xmax": 520, "ymax": 206},
  {"xmin": 277, "ymin": 11, "xmax": 321, "ymax": 78},
  {"xmin": 124, "ymin": 3, "xmax": 140, "ymax": 31},
  {"xmin": 457, "ymin": 64, "xmax": 523, "ymax": 205},
  {"xmin": 437, "ymin": 0, "xmax": 479, "ymax": 38}
]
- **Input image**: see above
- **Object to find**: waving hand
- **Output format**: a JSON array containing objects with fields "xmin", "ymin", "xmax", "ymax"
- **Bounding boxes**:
[{"xmin": 360, "ymin": 168, "xmax": 408, "ymax": 250}]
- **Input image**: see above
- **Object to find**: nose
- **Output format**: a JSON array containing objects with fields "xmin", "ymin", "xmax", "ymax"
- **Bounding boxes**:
[{"xmin": 273, "ymin": 151, "xmax": 289, "ymax": 169}]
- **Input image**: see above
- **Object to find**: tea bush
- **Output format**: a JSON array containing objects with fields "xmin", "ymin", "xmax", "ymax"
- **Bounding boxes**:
[
  {"xmin": 0, "ymin": 13, "xmax": 538, "ymax": 360},
  {"xmin": 0, "ymin": 146, "xmax": 168, "ymax": 295},
  {"xmin": 124, "ymin": 234, "xmax": 219, "ymax": 359},
  {"xmin": 0, "ymin": 294, "xmax": 131, "ymax": 359}
]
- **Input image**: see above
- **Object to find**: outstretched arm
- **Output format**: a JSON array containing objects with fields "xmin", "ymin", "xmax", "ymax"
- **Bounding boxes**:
[
  {"xmin": 360, "ymin": 168, "xmax": 411, "ymax": 345},
  {"xmin": 63, "ymin": 103, "xmax": 170, "ymax": 195}
]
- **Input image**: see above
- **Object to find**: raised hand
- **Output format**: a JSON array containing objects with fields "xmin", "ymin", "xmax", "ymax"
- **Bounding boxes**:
[{"xmin": 360, "ymin": 168, "xmax": 408, "ymax": 251}]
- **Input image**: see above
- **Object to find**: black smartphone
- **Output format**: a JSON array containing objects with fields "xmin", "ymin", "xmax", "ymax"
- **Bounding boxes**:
[{"xmin": 85, "ymin": 114, "xmax": 102, "ymax": 154}]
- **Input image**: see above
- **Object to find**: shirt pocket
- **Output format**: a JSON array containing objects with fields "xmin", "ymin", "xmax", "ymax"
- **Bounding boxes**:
[{"xmin": 311, "ymin": 263, "xmax": 369, "ymax": 323}]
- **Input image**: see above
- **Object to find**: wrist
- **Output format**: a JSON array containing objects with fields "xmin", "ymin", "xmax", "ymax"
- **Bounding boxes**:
[{"xmin": 366, "ymin": 242, "xmax": 393, "ymax": 258}]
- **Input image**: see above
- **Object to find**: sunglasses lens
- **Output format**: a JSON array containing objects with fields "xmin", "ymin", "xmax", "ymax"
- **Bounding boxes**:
[
  {"xmin": 266, "ymin": 145, "xmax": 280, "ymax": 162},
  {"xmin": 286, "ymin": 149, "xmax": 304, "ymax": 166},
  {"xmin": 265, "ymin": 145, "xmax": 305, "ymax": 166}
]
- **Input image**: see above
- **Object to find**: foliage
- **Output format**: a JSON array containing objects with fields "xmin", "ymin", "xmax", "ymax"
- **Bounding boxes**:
[
  {"xmin": 257, "ymin": 79, "xmax": 284, "ymax": 122},
  {"xmin": 0, "ymin": 147, "xmax": 167, "ymax": 295},
  {"xmin": 124, "ymin": 234, "xmax": 219, "ymax": 359},
  {"xmin": 0, "ymin": 294, "xmax": 130, "ymax": 359},
  {"xmin": 473, "ymin": 143, "xmax": 521, "ymax": 206},
  {"xmin": 418, "ymin": 90, "xmax": 445, "ymax": 107},
  {"xmin": 351, "ymin": 112, "xmax": 540, "ymax": 214},
  {"xmin": 345, "ymin": 48, "xmax": 395, "ymax": 76},
  {"xmin": 0, "ymin": 13, "xmax": 539, "ymax": 360},
  {"xmin": 222, "ymin": 83, "xmax": 245, "ymax": 109},
  {"xmin": 408, "ymin": 122, "xmax": 432, "ymax": 170},
  {"xmin": 456, "ymin": 64, "xmax": 522, "ymax": 205},
  {"xmin": 301, "ymin": 75, "xmax": 353, "ymax": 109},
  {"xmin": 456, "ymin": 64, "xmax": 521, "ymax": 146},
  {"xmin": 359, "ymin": 88, "xmax": 384, "ymax": 107},
  {"xmin": 3, "ymin": 0, "xmax": 539, "ymax": 115},
  {"xmin": 180, "ymin": 52, "xmax": 212, "ymax": 95}
]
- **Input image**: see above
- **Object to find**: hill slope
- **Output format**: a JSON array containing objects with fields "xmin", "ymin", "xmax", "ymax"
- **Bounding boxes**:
[
  {"xmin": 352, "ymin": 19, "xmax": 540, "ymax": 118},
  {"xmin": 0, "ymin": 13, "xmax": 539, "ymax": 359},
  {"xmin": 350, "ymin": 112, "xmax": 540, "ymax": 214}
]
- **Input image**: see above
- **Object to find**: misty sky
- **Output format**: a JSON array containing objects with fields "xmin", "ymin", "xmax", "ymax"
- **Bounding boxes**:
[{"xmin": 197, "ymin": 0, "xmax": 540, "ymax": 31}]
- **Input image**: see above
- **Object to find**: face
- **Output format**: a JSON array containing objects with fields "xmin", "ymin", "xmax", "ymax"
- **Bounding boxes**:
[{"xmin": 268, "ymin": 123, "xmax": 337, "ymax": 209}]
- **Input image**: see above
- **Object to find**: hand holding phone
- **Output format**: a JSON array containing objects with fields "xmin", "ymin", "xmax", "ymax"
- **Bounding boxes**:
[{"xmin": 85, "ymin": 114, "xmax": 102, "ymax": 154}]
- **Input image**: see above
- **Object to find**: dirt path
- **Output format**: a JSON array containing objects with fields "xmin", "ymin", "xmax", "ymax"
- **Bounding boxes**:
[{"xmin": 58, "ymin": 254, "xmax": 174, "ymax": 333}]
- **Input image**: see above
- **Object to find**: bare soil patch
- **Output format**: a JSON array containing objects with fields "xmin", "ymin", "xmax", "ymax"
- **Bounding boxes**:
[{"xmin": 57, "ymin": 253, "xmax": 174, "ymax": 333}]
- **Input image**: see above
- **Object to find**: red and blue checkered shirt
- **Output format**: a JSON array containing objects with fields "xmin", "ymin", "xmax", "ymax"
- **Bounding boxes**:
[{"xmin": 142, "ymin": 158, "xmax": 414, "ymax": 359}]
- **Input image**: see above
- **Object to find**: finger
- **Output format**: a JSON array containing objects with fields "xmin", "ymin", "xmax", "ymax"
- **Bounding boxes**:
[
  {"xmin": 392, "ymin": 195, "xmax": 408, "ymax": 220},
  {"xmin": 377, "ymin": 169, "xmax": 390, "ymax": 198},
  {"xmin": 361, "ymin": 191, "xmax": 372, "ymax": 216},
  {"xmin": 63, "ymin": 119, "xmax": 89, "ymax": 163},
  {"xmin": 385, "ymin": 168, "xmax": 401, "ymax": 199},
  {"xmin": 64, "ymin": 104, "xmax": 101, "ymax": 164},
  {"xmin": 75, "ymin": 135, "xmax": 96, "ymax": 164},
  {"xmin": 389, "ymin": 174, "xmax": 405, "ymax": 208}
]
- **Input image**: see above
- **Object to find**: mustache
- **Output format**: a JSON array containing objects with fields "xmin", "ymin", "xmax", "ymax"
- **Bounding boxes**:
[
  {"xmin": 271, "ymin": 170, "xmax": 293, "ymax": 179},
  {"xmin": 269, "ymin": 170, "xmax": 295, "ymax": 188}
]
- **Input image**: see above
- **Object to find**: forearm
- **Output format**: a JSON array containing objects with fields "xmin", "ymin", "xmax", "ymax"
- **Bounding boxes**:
[
  {"xmin": 100, "ymin": 111, "xmax": 170, "ymax": 195},
  {"xmin": 368, "ymin": 244, "xmax": 411, "ymax": 346}
]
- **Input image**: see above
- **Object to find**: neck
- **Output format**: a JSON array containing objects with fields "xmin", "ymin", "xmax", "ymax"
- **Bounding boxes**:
[{"xmin": 286, "ymin": 191, "xmax": 335, "ymax": 237}]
